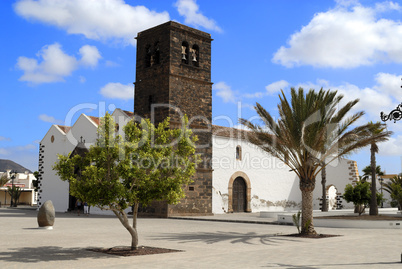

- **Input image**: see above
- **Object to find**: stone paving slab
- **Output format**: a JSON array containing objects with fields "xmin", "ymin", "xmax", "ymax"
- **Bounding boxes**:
[{"xmin": 1, "ymin": 208, "xmax": 402, "ymax": 268}]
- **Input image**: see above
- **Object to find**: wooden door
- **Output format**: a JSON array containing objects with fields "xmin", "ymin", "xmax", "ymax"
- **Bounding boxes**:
[{"xmin": 233, "ymin": 177, "xmax": 246, "ymax": 212}]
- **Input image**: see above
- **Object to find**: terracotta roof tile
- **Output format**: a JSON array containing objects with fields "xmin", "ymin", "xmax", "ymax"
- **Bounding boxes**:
[
  {"xmin": 89, "ymin": 116, "xmax": 100, "ymax": 126},
  {"xmin": 122, "ymin": 110, "xmax": 135, "ymax": 118},
  {"xmin": 212, "ymin": 125, "xmax": 250, "ymax": 140},
  {"xmin": 57, "ymin": 125, "xmax": 71, "ymax": 134}
]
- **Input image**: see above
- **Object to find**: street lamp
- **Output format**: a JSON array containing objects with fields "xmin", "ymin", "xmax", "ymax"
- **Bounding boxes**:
[
  {"xmin": 380, "ymin": 78, "xmax": 402, "ymax": 123},
  {"xmin": 9, "ymin": 170, "xmax": 17, "ymax": 207}
]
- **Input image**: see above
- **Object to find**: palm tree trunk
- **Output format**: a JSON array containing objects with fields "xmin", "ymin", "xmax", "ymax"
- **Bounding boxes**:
[
  {"xmin": 300, "ymin": 179, "xmax": 317, "ymax": 235},
  {"xmin": 321, "ymin": 163, "xmax": 328, "ymax": 212},
  {"xmin": 370, "ymin": 143, "xmax": 378, "ymax": 215}
]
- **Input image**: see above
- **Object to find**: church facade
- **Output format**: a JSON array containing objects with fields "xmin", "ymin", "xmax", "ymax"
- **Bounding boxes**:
[{"xmin": 37, "ymin": 21, "xmax": 358, "ymax": 216}]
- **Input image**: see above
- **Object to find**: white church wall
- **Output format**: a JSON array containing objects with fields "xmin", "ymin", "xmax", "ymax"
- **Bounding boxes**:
[
  {"xmin": 212, "ymin": 135, "xmax": 301, "ymax": 214},
  {"xmin": 40, "ymin": 114, "xmax": 99, "ymax": 213},
  {"xmin": 313, "ymin": 159, "xmax": 357, "ymax": 210},
  {"xmin": 39, "ymin": 125, "xmax": 72, "ymax": 212},
  {"xmin": 212, "ymin": 135, "xmax": 359, "ymax": 214}
]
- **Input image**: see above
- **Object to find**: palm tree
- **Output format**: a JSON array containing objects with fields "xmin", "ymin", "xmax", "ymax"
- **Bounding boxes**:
[
  {"xmin": 383, "ymin": 175, "xmax": 402, "ymax": 209},
  {"xmin": 0, "ymin": 173, "xmax": 9, "ymax": 187},
  {"xmin": 240, "ymin": 87, "xmax": 392, "ymax": 235},
  {"xmin": 361, "ymin": 165, "xmax": 384, "ymax": 181},
  {"xmin": 366, "ymin": 122, "xmax": 389, "ymax": 215},
  {"xmin": 320, "ymin": 161, "xmax": 328, "ymax": 212}
]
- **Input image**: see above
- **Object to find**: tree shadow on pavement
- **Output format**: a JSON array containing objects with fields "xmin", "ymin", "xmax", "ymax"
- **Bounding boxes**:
[
  {"xmin": 152, "ymin": 231, "xmax": 298, "ymax": 245},
  {"xmin": 263, "ymin": 261, "xmax": 399, "ymax": 268},
  {"xmin": 0, "ymin": 246, "xmax": 118, "ymax": 263}
]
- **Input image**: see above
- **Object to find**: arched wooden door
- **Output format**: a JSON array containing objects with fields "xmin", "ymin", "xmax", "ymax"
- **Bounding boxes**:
[{"xmin": 232, "ymin": 177, "xmax": 247, "ymax": 212}]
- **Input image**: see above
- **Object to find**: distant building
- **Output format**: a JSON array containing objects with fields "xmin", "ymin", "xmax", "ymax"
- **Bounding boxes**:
[
  {"xmin": 38, "ymin": 21, "xmax": 359, "ymax": 215},
  {"xmin": 0, "ymin": 159, "xmax": 37, "ymax": 206}
]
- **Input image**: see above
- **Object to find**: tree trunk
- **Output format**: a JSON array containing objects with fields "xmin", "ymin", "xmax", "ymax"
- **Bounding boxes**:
[
  {"xmin": 112, "ymin": 206, "xmax": 139, "ymax": 250},
  {"xmin": 300, "ymin": 179, "xmax": 317, "ymax": 235},
  {"xmin": 321, "ymin": 164, "xmax": 328, "ymax": 212},
  {"xmin": 369, "ymin": 143, "xmax": 378, "ymax": 215}
]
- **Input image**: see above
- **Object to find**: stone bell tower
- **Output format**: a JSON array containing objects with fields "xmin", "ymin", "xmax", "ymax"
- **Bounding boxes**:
[{"xmin": 134, "ymin": 21, "xmax": 213, "ymax": 216}]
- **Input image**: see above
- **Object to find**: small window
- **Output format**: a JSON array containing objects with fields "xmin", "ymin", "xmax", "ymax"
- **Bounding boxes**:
[
  {"xmin": 154, "ymin": 42, "xmax": 160, "ymax": 65},
  {"xmin": 181, "ymin": 41, "xmax": 189, "ymax": 64},
  {"xmin": 236, "ymin": 145, "xmax": 242, "ymax": 161},
  {"xmin": 191, "ymin": 44, "xmax": 199, "ymax": 66},
  {"xmin": 145, "ymin": 45, "xmax": 151, "ymax": 67},
  {"xmin": 51, "ymin": 135, "xmax": 55, "ymax": 143}
]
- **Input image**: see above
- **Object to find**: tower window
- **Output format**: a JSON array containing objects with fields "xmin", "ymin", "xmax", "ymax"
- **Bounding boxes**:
[
  {"xmin": 145, "ymin": 45, "xmax": 151, "ymax": 67},
  {"xmin": 148, "ymin": 95, "xmax": 154, "ymax": 112},
  {"xmin": 236, "ymin": 145, "xmax": 242, "ymax": 161},
  {"xmin": 191, "ymin": 44, "xmax": 199, "ymax": 66},
  {"xmin": 181, "ymin": 41, "xmax": 189, "ymax": 64},
  {"xmin": 154, "ymin": 42, "xmax": 160, "ymax": 65}
]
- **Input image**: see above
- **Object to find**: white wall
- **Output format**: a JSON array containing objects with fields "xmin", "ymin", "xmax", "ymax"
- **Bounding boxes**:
[
  {"xmin": 40, "ymin": 115, "xmax": 99, "ymax": 212},
  {"xmin": 40, "ymin": 112, "xmax": 133, "ymax": 214},
  {"xmin": 39, "ymin": 125, "xmax": 72, "ymax": 212},
  {"xmin": 212, "ymin": 135, "xmax": 357, "ymax": 214},
  {"xmin": 212, "ymin": 135, "xmax": 300, "ymax": 214}
]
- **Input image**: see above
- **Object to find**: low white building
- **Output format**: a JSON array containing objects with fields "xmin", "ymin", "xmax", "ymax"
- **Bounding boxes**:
[
  {"xmin": 38, "ymin": 109, "xmax": 359, "ymax": 215},
  {"xmin": 0, "ymin": 160, "xmax": 37, "ymax": 206}
]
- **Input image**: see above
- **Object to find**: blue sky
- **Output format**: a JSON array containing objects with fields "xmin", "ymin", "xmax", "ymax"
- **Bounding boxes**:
[{"xmin": 1, "ymin": 0, "xmax": 402, "ymax": 176}]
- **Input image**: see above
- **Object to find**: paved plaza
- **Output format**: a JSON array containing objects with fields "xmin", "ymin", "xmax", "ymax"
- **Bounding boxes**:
[{"xmin": 1, "ymin": 207, "xmax": 402, "ymax": 268}]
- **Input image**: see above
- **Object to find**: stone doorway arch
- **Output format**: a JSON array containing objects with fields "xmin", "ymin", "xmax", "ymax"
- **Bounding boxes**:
[
  {"xmin": 326, "ymin": 185, "xmax": 338, "ymax": 211},
  {"xmin": 228, "ymin": 171, "xmax": 251, "ymax": 213}
]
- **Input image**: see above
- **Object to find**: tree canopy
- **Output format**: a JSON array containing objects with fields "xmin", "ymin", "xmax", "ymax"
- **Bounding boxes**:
[
  {"xmin": 53, "ymin": 113, "xmax": 199, "ymax": 249},
  {"xmin": 344, "ymin": 181, "xmax": 371, "ymax": 216}
]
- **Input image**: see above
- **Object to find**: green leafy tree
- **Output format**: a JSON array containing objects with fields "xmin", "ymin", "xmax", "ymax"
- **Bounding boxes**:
[
  {"xmin": 240, "ymin": 87, "xmax": 391, "ymax": 234},
  {"xmin": 53, "ymin": 113, "xmax": 199, "ymax": 249},
  {"xmin": 344, "ymin": 181, "xmax": 371, "ymax": 215}
]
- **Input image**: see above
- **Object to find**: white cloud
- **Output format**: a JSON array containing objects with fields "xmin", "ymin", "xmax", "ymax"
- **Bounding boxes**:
[
  {"xmin": 17, "ymin": 43, "xmax": 77, "ymax": 83},
  {"xmin": 14, "ymin": 0, "xmax": 170, "ymax": 46},
  {"xmin": 373, "ymin": 72, "xmax": 401, "ymax": 96},
  {"xmin": 39, "ymin": 114, "xmax": 63, "ymax": 124},
  {"xmin": 175, "ymin": 0, "xmax": 222, "ymax": 32},
  {"xmin": 0, "ymin": 136, "xmax": 11, "ymax": 142},
  {"xmin": 273, "ymin": 2, "xmax": 402, "ymax": 68},
  {"xmin": 79, "ymin": 45, "xmax": 101, "ymax": 67},
  {"xmin": 213, "ymin": 81, "xmax": 237, "ymax": 103},
  {"xmin": 265, "ymin": 80, "xmax": 290, "ymax": 95},
  {"xmin": 243, "ymin": 92, "xmax": 264, "ymax": 99},
  {"xmin": 105, "ymin": 60, "xmax": 119, "ymax": 67},
  {"xmin": 375, "ymin": 1, "xmax": 401, "ymax": 12},
  {"xmin": 0, "ymin": 148, "xmax": 10, "ymax": 155},
  {"xmin": 100, "ymin": 82, "xmax": 134, "ymax": 100},
  {"xmin": 16, "ymin": 43, "xmax": 100, "ymax": 84},
  {"xmin": 379, "ymin": 135, "xmax": 402, "ymax": 156}
]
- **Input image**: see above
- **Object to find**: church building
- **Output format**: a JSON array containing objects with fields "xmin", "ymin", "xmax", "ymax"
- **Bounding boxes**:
[{"xmin": 37, "ymin": 21, "xmax": 359, "ymax": 216}]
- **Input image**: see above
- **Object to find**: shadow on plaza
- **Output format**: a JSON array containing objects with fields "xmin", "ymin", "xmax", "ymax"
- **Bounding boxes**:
[
  {"xmin": 263, "ymin": 261, "xmax": 399, "ymax": 268},
  {"xmin": 0, "ymin": 246, "xmax": 118, "ymax": 263},
  {"xmin": 153, "ymin": 231, "xmax": 298, "ymax": 245}
]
